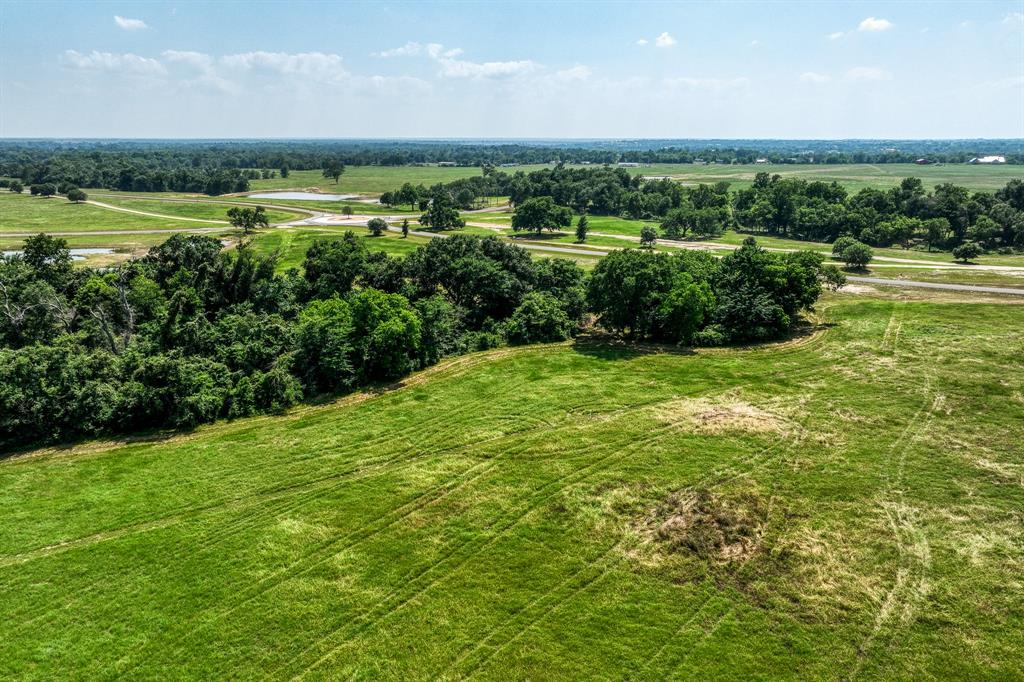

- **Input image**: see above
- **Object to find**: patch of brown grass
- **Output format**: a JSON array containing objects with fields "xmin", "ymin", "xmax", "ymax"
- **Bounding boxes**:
[
  {"xmin": 639, "ymin": 488, "xmax": 768, "ymax": 564},
  {"xmin": 651, "ymin": 397, "xmax": 792, "ymax": 435}
]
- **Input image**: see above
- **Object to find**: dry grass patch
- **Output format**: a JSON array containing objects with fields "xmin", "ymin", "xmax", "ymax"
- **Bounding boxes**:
[
  {"xmin": 651, "ymin": 397, "xmax": 793, "ymax": 436},
  {"xmin": 637, "ymin": 488, "xmax": 768, "ymax": 565}
]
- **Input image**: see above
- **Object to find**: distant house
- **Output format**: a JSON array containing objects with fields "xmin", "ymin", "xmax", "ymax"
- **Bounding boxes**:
[
  {"xmin": 915, "ymin": 158, "xmax": 933, "ymax": 165},
  {"xmin": 754, "ymin": 158, "xmax": 769, "ymax": 164},
  {"xmin": 437, "ymin": 161, "xmax": 457, "ymax": 167},
  {"xmin": 968, "ymin": 156, "xmax": 1006, "ymax": 164},
  {"xmin": 617, "ymin": 162, "xmax": 640, "ymax": 168},
  {"xmin": 499, "ymin": 163, "xmax": 517, "ymax": 167}
]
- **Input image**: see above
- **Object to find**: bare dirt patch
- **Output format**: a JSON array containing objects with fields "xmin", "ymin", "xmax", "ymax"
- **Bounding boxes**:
[
  {"xmin": 651, "ymin": 397, "xmax": 792, "ymax": 435},
  {"xmin": 638, "ymin": 488, "xmax": 768, "ymax": 565}
]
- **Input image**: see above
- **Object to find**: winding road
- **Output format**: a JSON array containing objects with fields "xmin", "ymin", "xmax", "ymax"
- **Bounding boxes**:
[{"xmin": 8, "ymin": 191, "xmax": 1023, "ymax": 298}]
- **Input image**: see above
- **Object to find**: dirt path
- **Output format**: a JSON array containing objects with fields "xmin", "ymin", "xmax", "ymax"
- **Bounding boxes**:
[{"xmin": 845, "ymin": 276, "xmax": 1024, "ymax": 296}]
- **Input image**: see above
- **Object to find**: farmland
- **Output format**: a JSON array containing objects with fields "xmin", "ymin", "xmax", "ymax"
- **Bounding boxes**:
[
  {"xmin": 249, "ymin": 163, "xmax": 1022, "ymax": 196},
  {"xmin": 1, "ymin": 293, "xmax": 1022, "ymax": 679}
]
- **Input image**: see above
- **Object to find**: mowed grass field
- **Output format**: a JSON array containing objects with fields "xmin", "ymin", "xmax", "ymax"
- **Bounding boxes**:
[
  {"xmin": 1, "ymin": 295, "xmax": 1022, "ymax": 680},
  {"xmin": 0, "ymin": 193, "xmax": 227, "ymax": 234}
]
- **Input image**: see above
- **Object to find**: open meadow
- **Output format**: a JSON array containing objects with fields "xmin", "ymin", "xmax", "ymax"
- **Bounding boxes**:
[
  {"xmin": 1, "ymin": 292, "xmax": 1022, "ymax": 679},
  {"xmin": 243, "ymin": 163, "xmax": 1023, "ymax": 196}
]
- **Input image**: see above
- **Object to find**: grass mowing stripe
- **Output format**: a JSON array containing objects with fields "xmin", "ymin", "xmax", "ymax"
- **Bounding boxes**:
[{"xmin": 282, "ymin": 424, "xmax": 683, "ymax": 680}]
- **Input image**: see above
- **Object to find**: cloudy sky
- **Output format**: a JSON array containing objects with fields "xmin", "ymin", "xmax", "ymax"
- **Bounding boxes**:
[{"xmin": 2, "ymin": 0, "xmax": 1022, "ymax": 138}]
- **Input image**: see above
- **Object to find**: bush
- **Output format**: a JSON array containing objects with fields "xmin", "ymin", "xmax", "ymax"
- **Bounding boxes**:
[
  {"xmin": 952, "ymin": 241, "xmax": 983, "ymax": 262},
  {"xmin": 831, "ymin": 235, "xmax": 857, "ymax": 256},
  {"xmin": 840, "ymin": 241, "xmax": 873, "ymax": 269},
  {"xmin": 292, "ymin": 297, "xmax": 355, "ymax": 394},
  {"xmin": 367, "ymin": 217, "xmax": 388, "ymax": 236},
  {"xmin": 66, "ymin": 188, "xmax": 88, "ymax": 203},
  {"xmin": 506, "ymin": 292, "xmax": 573, "ymax": 344},
  {"xmin": 349, "ymin": 288, "xmax": 422, "ymax": 381}
]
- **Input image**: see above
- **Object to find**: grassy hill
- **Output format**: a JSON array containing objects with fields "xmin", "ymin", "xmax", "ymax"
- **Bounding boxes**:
[{"xmin": 2, "ymin": 293, "xmax": 1022, "ymax": 679}]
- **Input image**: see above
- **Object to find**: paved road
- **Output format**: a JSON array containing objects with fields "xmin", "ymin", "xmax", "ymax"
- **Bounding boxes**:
[{"xmin": 847, "ymin": 276, "xmax": 1024, "ymax": 296}]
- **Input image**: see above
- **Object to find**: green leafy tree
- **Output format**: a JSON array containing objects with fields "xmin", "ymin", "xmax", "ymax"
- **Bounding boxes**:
[
  {"xmin": 952, "ymin": 241, "xmax": 983, "ymax": 262},
  {"xmin": 322, "ymin": 161, "xmax": 345, "ymax": 184},
  {"xmin": 655, "ymin": 274, "xmax": 715, "ymax": 345},
  {"xmin": 292, "ymin": 297, "xmax": 355, "ymax": 394},
  {"xmin": 575, "ymin": 214, "xmax": 589, "ymax": 243},
  {"xmin": 367, "ymin": 217, "xmax": 387, "ymax": 237},
  {"xmin": 226, "ymin": 206, "xmax": 269, "ymax": 234},
  {"xmin": 401, "ymin": 218, "xmax": 410, "ymax": 238},
  {"xmin": 419, "ymin": 193, "xmax": 465, "ymax": 230},
  {"xmin": 348, "ymin": 288, "xmax": 422, "ymax": 381},
  {"xmin": 511, "ymin": 196, "xmax": 572, "ymax": 236},
  {"xmin": 9, "ymin": 180, "xmax": 23, "ymax": 193},
  {"xmin": 341, "ymin": 205, "xmax": 354, "ymax": 218},
  {"xmin": 640, "ymin": 226, "xmax": 657, "ymax": 248},
  {"xmin": 506, "ymin": 292, "xmax": 573, "ymax": 344},
  {"xmin": 280, "ymin": 165, "xmax": 290, "ymax": 178},
  {"xmin": 840, "ymin": 242, "xmax": 873, "ymax": 269},
  {"xmin": 301, "ymin": 233, "xmax": 367, "ymax": 300},
  {"xmin": 66, "ymin": 188, "xmax": 88, "ymax": 203}
]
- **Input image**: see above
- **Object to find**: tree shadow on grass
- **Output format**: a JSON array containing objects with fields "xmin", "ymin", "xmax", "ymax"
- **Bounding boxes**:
[{"xmin": 571, "ymin": 319, "xmax": 836, "ymax": 362}]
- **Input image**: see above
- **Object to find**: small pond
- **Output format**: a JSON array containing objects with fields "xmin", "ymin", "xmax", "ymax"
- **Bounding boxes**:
[
  {"xmin": 247, "ymin": 192, "xmax": 358, "ymax": 201},
  {"xmin": 3, "ymin": 248, "xmax": 114, "ymax": 261}
]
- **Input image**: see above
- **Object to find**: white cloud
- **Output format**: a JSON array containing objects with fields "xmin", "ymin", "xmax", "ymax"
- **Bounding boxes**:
[
  {"xmin": 663, "ymin": 76, "xmax": 749, "ymax": 91},
  {"xmin": 655, "ymin": 32, "xmax": 676, "ymax": 47},
  {"xmin": 749, "ymin": 40, "xmax": 761, "ymax": 47},
  {"xmin": 162, "ymin": 50, "xmax": 213, "ymax": 69},
  {"xmin": 799, "ymin": 71, "xmax": 831, "ymax": 84},
  {"xmin": 636, "ymin": 38, "xmax": 648, "ymax": 46},
  {"xmin": 437, "ymin": 57, "xmax": 540, "ymax": 78},
  {"xmin": 1003, "ymin": 12, "xmax": 1024, "ymax": 26},
  {"xmin": 555, "ymin": 65, "xmax": 592, "ymax": 81},
  {"xmin": 858, "ymin": 17, "xmax": 893, "ymax": 31},
  {"xmin": 61, "ymin": 49, "xmax": 165, "ymax": 75},
  {"xmin": 114, "ymin": 15, "xmax": 148, "ymax": 30},
  {"xmin": 827, "ymin": 31, "xmax": 845, "ymax": 40},
  {"xmin": 373, "ymin": 42, "xmax": 463, "ymax": 59},
  {"xmin": 845, "ymin": 66, "xmax": 892, "ymax": 81},
  {"xmin": 220, "ymin": 51, "xmax": 347, "ymax": 82}
]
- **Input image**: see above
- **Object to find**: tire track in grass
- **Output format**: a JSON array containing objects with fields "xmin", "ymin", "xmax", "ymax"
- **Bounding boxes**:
[
  {"xmin": 280, "ymin": 424, "xmax": 684, "ymax": 681},
  {"xmin": 425, "ymin": 378, "xmax": 813, "ymax": 679},
  {"xmin": 847, "ymin": 303, "xmax": 935, "ymax": 681},
  {"xmin": 287, "ymin": 403, "xmax": 812, "ymax": 681},
  {"xmin": 444, "ymin": 541, "xmax": 624, "ymax": 678},
  {"xmin": 6, "ymin": 388, "xmax": 677, "ymax": 649},
  {"xmin": 115, "ymin": 398, "xmax": 659, "ymax": 676}
]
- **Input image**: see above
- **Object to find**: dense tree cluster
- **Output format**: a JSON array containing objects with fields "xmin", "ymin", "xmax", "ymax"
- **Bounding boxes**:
[
  {"xmin": 0, "ymin": 230, "xmax": 837, "ymax": 449},
  {"xmin": 2, "ymin": 140, "xmax": 1020, "ymax": 188},
  {"xmin": 734, "ymin": 174, "xmax": 1024, "ymax": 251}
]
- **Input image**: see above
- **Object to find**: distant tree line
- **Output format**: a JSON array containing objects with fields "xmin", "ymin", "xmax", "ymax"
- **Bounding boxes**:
[
  {"xmin": 0, "ymin": 231, "xmax": 840, "ymax": 449},
  {"xmin": 405, "ymin": 167, "xmax": 1024, "ymax": 251},
  {"xmin": 2, "ymin": 139, "xmax": 1020, "ymax": 197}
]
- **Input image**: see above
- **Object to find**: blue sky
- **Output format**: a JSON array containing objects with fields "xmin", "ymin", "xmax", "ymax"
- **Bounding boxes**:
[{"xmin": 2, "ymin": 0, "xmax": 1022, "ymax": 138}]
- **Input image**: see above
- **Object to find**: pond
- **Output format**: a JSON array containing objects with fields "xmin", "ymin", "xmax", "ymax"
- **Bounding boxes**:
[
  {"xmin": 247, "ymin": 191, "xmax": 358, "ymax": 201},
  {"xmin": 3, "ymin": 248, "xmax": 114, "ymax": 261}
]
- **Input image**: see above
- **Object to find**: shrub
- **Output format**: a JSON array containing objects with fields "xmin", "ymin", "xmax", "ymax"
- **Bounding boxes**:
[
  {"xmin": 506, "ymin": 292, "xmax": 574, "ymax": 345},
  {"xmin": 952, "ymin": 241, "xmax": 983, "ymax": 262},
  {"xmin": 840, "ymin": 241, "xmax": 873, "ymax": 269}
]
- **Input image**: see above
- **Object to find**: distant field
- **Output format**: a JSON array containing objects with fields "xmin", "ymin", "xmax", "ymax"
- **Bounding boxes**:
[
  {"xmin": 247, "ymin": 163, "xmax": 1021, "ymax": 195},
  {"xmin": 622, "ymin": 162, "xmax": 1022, "ymax": 192},
  {"xmin": 2, "ymin": 297, "xmax": 1021, "ymax": 679},
  {"xmin": 91, "ymin": 195, "xmax": 300, "ymax": 224},
  {"xmin": 0, "ymin": 193, "xmax": 219, "ymax": 234},
  {"xmin": 250, "ymin": 228, "xmax": 431, "ymax": 270}
]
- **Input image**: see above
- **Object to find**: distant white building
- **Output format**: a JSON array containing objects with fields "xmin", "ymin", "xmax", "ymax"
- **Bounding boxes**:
[
  {"xmin": 617, "ymin": 162, "xmax": 640, "ymax": 168},
  {"xmin": 968, "ymin": 156, "xmax": 1007, "ymax": 164},
  {"xmin": 437, "ymin": 161, "xmax": 457, "ymax": 167},
  {"xmin": 754, "ymin": 158, "xmax": 769, "ymax": 164}
]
